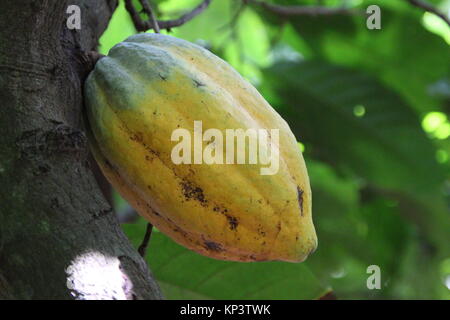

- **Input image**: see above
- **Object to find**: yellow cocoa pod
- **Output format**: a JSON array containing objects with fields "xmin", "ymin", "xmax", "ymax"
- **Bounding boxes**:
[{"xmin": 84, "ymin": 34, "xmax": 317, "ymax": 262}]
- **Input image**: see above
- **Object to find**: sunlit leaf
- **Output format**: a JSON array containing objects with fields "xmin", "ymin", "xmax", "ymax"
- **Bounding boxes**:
[{"xmin": 123, "ymin": 219, "xmax": 329, "ymax": 300}]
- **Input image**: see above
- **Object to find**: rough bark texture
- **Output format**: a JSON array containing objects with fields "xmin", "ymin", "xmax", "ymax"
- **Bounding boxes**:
[{"xmin": 0, "ymin": 0, "xmax": 163, "ymax": 299}]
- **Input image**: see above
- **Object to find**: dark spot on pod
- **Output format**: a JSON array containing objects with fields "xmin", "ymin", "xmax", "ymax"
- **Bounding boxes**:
[
  {"xmin": 204, "ymin": 241, "xmax": 223, "ymax": 252},
  {"xmin": 130, "ymin": 132, "xmax": 143, "ymax": 142},
  {"xmin": 212, "ymin": 205, "xmax": 237, "ymax": 230},
  {"xmin": 159, "ymin": 73, "xmax": 167, "ymax": 81},
  {"xmin": 180, "ymin": 180, "xmax": 208, "ymax": 206},
  {"xmin": 173, "ymin": 227, "xmax": 189, "ymax": 238},
  {"xmin": 297, "ymin": 186, "xmax": 304, "ymax": 216},
  {"xmin": 225, "ymin": 215, "xmax": 238, "ymax": 230},
  {"xmin": 193, "ymin": 79, "xmax": 205, "ymax": 88},
  {"xmin": 257, "ymin": 226, "xmax": 266, "ymax": 237},
  {"xmin": 146, "ymin": 148, "xmax": 160, "ymax": 157}
]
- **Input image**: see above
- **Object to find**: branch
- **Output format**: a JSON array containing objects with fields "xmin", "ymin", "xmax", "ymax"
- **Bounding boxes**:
[
  {"xmin": 244, "ymin": 0, "xmax": 356, "ymax": 16},
  {"xmin": 407, "ymin": 0, "xmax": 450, "ymax": 27},
  {"xmin": 139, "ymin": 0, "xmax": 160, "ymax": 33},
  {"xmin": 125, "ymin": 0, "xmax": 212, "ymax": 32}
]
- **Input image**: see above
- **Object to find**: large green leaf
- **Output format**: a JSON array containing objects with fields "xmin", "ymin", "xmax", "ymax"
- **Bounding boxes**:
[
  {"xmin": 123, "ymin": 219, "xmax": 329, "ymax": 300},
  {"xmin": 264, "ymin": 60, "xmax": 445, "ymax": 194},
  {"xmin": 304, "ymin": 159, "xmax": 423, "ymax": 299},
  {"xmin": 263, "ymin": 60, "xmax": 450, "ymax": 252}
]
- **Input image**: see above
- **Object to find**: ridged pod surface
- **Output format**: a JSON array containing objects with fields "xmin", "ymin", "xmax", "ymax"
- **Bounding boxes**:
[{"xmin": 84, "ymin": 34, "xmax": 317, "ymax": 262}]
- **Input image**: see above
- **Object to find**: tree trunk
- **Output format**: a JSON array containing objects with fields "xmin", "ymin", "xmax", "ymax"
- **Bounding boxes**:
[{"xmin": 0, "ymin": 0, "xmax": 163, "ymax": 299}]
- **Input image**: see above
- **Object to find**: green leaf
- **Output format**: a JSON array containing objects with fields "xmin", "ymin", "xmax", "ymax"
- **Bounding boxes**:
[
  {"xmin": 123, "ymin": 219, "xmax": 329, "ymax": 300},
  {"xmin": 305, "ymin": 159, "xmax": 445, "ymax": 299},
  {"xmin": 263, "ymin": 59, "xmax": 450, "ymax": 259},
  {"xmin": 306, "ymin": 160, "xmax": 405, "ymax": 298},
  {"xmin": 98, "ymin": 0, "xmax": 137, "ymax": 54},
  {"xmin": 263, "ymin": 60, "xmax": 445, "ymax": 195},
  {"xmin": 162, "ymin": 0, "xmax": 232, "ymax": 45}
]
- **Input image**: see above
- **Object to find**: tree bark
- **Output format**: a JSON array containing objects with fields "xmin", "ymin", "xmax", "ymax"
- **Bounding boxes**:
[{"xmin": 0, "ymin": 0, "xmax": 163, "ymax": 299}]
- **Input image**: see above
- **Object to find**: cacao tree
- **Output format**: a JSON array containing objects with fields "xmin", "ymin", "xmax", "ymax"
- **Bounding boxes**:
[{"xmin": 0, "ymin": 0, "xmax": 163, "ymax": 299}]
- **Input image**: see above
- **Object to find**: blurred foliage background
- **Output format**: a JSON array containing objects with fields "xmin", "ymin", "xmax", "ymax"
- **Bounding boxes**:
[{"xmin": 99, "ymin": 0, "xmax": 450, "ymax": 299}]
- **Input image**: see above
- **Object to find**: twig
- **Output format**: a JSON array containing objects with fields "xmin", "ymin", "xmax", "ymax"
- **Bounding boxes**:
[
  {"xmin": 244, "ymin": 0, "xmax": 356, "ymax": 16},
  {"xmin": 407, "ymin": 0, "xmax": 450, "ymax": 27},
  {"xmin": 158, "ymin": 0, "xmax": 212, "ymax": 30},
  {"xmin": 138, "ymin": 223, "xmax": 153, "ymax": 258},
  {"xmin": 125, "ymin": 0, "xmax": 212, "ymax": 32},
  {"xmin": 318, "ymin": 290, "xmax": 337, "ymax": 300},
  {"xmin": 124, "ymin": 0, "xmax": 146, "ymax": 31},
  {"xmin": 139, "ymin": 0, "xmax": 160, "ymax": 33}
]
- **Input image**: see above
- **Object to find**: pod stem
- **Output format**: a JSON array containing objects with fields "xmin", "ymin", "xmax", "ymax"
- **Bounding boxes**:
[{"xmin": 138, "ymin": 223, "xmax": 154, "ymax": 258}]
